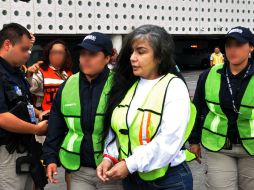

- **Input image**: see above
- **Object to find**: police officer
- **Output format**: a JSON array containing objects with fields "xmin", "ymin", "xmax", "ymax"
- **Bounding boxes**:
[
  {"xmin": 0, "ymin": 23, "xmax": 48, "ymax": 190},
  {"xmin": 189, "ymin": 26, "xmax": 254, "ymax": 190},
  {"xmin": 43, "ymin": 32, "xmax": 123, "ymax": 190}
]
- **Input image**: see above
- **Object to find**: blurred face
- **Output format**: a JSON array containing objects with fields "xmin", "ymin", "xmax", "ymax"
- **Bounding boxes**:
[
  {"xmin": 49, "ymin": 43, "xmax": 66, "ymax": 69},
  {"xmin": 214, "ymin": 47, "xmax": 220, "ymax": 54},
  {"xmin": 79, "ymin": 49, "xmax": 110, "ymax": 76},
  {"xmin": 225, "ymin": 39, "xmax": 252, "ymax": 66},
  {"xmin": 130, "ymin": 39, "xmax": 159, "ymax": 79},
  {"xmin": 2, "ymin": 35, "xmax": 31, "ymax": 67}
]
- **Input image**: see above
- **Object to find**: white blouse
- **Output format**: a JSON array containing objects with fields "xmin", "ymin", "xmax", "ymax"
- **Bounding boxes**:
[{"xmin": 104, "ymin": 76, "xmax": 190, "ymax": 174}]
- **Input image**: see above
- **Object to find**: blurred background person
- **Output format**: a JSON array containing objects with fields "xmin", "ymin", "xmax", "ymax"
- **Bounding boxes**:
[
  {"xmin": 210, "ymin": 46, "xmax": 224, "ymax": 67},
  {"xmin": 26, "ymin": 39, "xmax": 72, "ymax": 111}
]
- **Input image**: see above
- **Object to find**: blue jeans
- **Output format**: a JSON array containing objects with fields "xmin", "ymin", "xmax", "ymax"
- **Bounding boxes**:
[{"xmin": 123, "ymin": 162, "xmax": 193, "ymax": 190}]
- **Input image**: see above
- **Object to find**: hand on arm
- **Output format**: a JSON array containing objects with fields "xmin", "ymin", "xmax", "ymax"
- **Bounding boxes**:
[
  {"xmin": 189, "ymin": 71, "xmax": 209, "ymax": 164},
  {"xmin": 97, "ymin": 158, "xmax": 113, "ymax": 182},
  {"xmin": 105, "ymin": 160, "xmax": 129, "ymax": 181},
  {"xmin": 42, "ymin": 85, "xmax": 68, "ymax": 184},
  {"xmin": 97, "ymin": 128, "xmax": 120, "ymax": 182}
]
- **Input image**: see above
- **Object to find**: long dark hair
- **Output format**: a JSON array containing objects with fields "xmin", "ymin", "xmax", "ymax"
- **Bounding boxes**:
[
  {"xmin": 40, "ymin": 39, "xmax": 72, "ymax": 71},
  {"xmin": 103, "ymin": 25, "xmax": 185, "ymax": 142}
]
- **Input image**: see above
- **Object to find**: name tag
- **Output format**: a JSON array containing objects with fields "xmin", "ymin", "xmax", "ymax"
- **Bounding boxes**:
[{"xmin": 27, "ymin": 103, "xmax": 36, "ymax": 123}]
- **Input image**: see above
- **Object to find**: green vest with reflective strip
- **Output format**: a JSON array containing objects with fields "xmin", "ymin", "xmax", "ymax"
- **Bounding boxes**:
[
  {"xmin": 59, "ymin": 71, "xmax": 113, "ymax": 171},
  {"xmin": 202, "ymin": 63, "xmax": 254, "ymax": 155},
  {"xmin": 111, "ymin": 73, "xmax": 197, "ymax": 181}
]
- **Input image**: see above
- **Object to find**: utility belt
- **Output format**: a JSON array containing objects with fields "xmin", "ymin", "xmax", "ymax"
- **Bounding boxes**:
[
  {"xmin": 0, "ymin": 135, "xmax": 47, "ymax": 189},
  {"xmin": 0, "ymin": 126, "xmax": 48, "ymax": 189},
  {"xmin": 16, "ymin": 140, "xmax": 48, "ymax": 190},
  {"xmin": 0, "ymin": 131, "xmax": 31, "ymax": 154}
]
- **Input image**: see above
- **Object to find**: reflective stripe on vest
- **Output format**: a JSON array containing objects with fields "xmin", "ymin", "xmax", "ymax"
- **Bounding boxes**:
[
  {"xmin": 111, "ymin": 73, "xmax": 197, "ymax": 181},
  {"xmin": 59, "ymin": 71, "xmax": 113, "ymax": 171},
  {"xmin": 202, "ymin": 63, "xmax": 254, "ymax": 155},
  {"xmin": 40, "ymin": 67, "xmax": 71, "ymax": 111},
  {"xmin": 139, "ymin": 111, "xmax": 151, "ymax": 145}
]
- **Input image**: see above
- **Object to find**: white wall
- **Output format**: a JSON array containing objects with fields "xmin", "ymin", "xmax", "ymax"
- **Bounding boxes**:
[{"xmin": 0, "ymin": 0, "xmax": 253, "ymax": 35}]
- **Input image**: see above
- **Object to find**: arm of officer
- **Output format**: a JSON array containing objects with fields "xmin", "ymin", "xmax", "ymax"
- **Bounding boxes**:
[
  {"xmin": 0, "ymin": 113, "xmax": 47, "ymax": 135},
  {"xmin": 42, "ymin": 83, "xmax": 67, "ymax": 164},
  {"xmin": 42, "ymin": 83, "xmax": 67, "ymax": 183},
  {"xmin": 188, "ymin": 69, "xmax": 210, "ymax": 161},
  {"xmin": 0, "ymin": 78, "xmax": 47, "ymax": 135},
  {"xmin": 189, "ymin": 72, "xmax": 207, "ymax": 144}
]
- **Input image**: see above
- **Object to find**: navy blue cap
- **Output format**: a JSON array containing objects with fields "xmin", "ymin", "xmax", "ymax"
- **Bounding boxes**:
[
  {"xmin": 224, "ymin": 26, "xmax": 254, "ymax": 45},
  {"xmin": 76, "ymin": 32, "xmax": 113, "ymax": 55}
]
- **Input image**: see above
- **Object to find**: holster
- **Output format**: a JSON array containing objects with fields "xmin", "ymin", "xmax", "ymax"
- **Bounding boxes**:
[{"xmin": 16, "ymin": 140, "xmax": 48, "ymax": 189}]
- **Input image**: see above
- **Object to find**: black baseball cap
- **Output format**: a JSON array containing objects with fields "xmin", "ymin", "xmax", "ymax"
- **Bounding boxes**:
[
  {"xmin": 224, "ymin": 26, "xmax": 254, "ymax": 45},
  {"xmin": 76, "ymin": 32, "xmax": 113, "ymax": 55}
]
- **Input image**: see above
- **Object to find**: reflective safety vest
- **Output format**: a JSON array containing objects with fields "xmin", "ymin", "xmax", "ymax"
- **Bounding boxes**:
[
  {"xmin": 111, "ymin": 73, "xmax": 197, "ymax": 181},
  {"xmin": 59, "ymin": 71, "xmax": 113, "ymax": 171},
  {"xmin": 40, "ymin": 67, "xmax": 72, "ymax": 111},
  {"xmin": 202, "ymin": 64, "xmax": 254, "ymax": 155},
  {"xmin": 211, "ymin": 53, "xmax": 224, "ymax": 65}
]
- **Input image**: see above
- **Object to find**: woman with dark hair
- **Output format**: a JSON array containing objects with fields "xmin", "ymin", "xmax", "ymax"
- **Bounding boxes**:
[
  {"xmin": 96, "ymin": 25, "xmax": 195, "ymax": 190},
  {"xmin": 26, "ymin": 39, "xmax": 72, "ymax": 111}
]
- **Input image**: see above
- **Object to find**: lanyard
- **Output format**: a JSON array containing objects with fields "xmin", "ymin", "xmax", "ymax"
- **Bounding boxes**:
[{"xmin": 225, "ymin": 64, "xmax": 251, "ymax": 114}]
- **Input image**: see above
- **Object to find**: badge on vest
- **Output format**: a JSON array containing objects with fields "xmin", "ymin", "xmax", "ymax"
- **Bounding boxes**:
[{"xmin": 13, "ymin": 85, "xmax": 22, "ymax": 96}]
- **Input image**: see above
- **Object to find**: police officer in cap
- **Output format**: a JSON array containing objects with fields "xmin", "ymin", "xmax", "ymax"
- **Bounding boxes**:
[
  {"xmin": 0, "ymin": 23, "xmax": 48, "ymax": 190},
  {"xmin": 43, "ymin": 32, "xmax": 123, "ymax": 190},
  {"xmin": 189, "ymin": 26, "xmax": 254, "ymax": 190}
]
